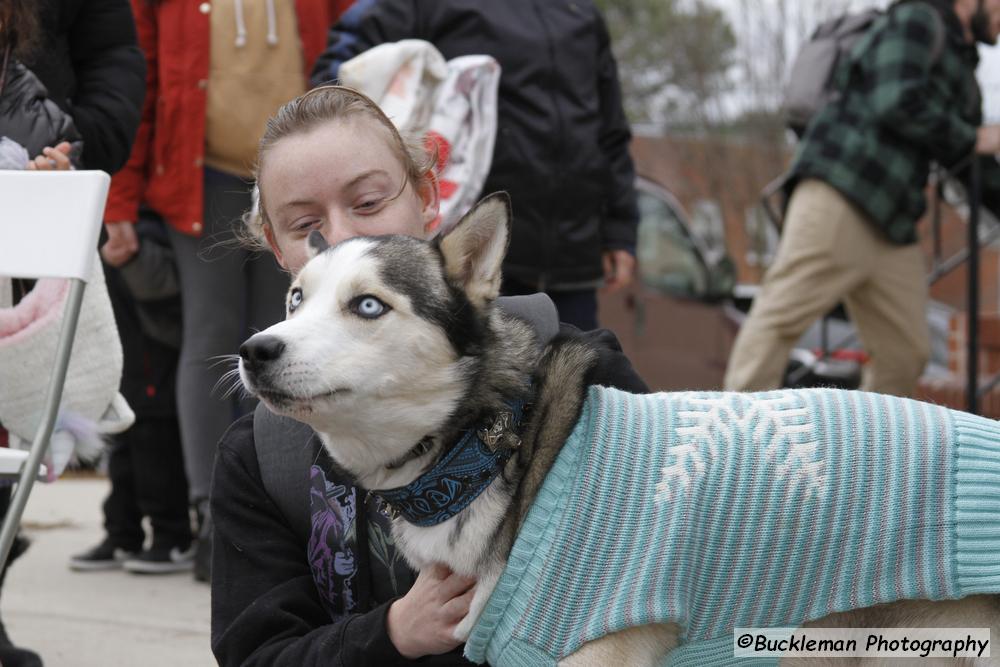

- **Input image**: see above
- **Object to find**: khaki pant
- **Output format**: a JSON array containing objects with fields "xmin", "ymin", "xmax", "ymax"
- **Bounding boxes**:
[{"xmin": 724, "ymin": 179, "xmax": 930, "ymax": 396}]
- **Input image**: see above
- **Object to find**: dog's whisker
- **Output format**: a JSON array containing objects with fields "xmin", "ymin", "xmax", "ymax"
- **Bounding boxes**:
[
  {"xmin": 207, "ymin": 354, "xmax": 241, "ymax": 370},
  {"xmin": 223, "ymin": 379, "xmax": 250, "ymax": 400},
  {"xmin": 213, "ymin": 368, "xmax": 244, "ymax": 397},
  {"xmin": 222, "ymin": 376, "xmax": 250, "ymax": 400}
]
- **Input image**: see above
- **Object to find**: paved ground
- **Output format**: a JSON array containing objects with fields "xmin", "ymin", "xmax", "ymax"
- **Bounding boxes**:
[{"xmin": 4, "ymin": 475, "xmax": 213, "ymax": 666}]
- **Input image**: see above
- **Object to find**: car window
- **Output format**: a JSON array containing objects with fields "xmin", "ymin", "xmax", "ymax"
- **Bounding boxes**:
[{"xmin": 636, "ymin": 190, "xmax": 707, "ymax": 297}]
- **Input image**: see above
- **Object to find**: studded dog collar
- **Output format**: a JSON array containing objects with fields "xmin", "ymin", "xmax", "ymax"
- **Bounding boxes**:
[{"xmin": 372, "ymin": 397, "xmax": 529, "ymax": 527}]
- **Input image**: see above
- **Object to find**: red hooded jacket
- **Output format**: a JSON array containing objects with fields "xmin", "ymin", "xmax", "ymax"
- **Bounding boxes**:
[{"xmin": 105, "ymin": 0, "xmax": 351, "ymax": 235}]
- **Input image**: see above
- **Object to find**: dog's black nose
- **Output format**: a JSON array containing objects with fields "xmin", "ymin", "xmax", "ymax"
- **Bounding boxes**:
[{"xmin": 240, "ymin": 335, "xmax": 286, "ymax": 366}]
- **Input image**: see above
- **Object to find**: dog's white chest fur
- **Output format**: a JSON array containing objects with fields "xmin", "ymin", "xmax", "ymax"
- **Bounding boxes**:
[
  {"xmin": 390, "ymin": 476, "xmax": 512, "ymax": 576},
  {"xmin": 390, "ymin": 476, "xmax": 515, "ymax": 642}
]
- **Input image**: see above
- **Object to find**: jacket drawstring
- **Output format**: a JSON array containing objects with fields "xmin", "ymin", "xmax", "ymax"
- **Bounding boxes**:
[
  {"xmin": 233, "ymin": 0, "xmax": 278, "ymax": 48},
  {"xmin": 233, "ymin": 0, "xmax": 247, "ymax": 47},
  {"xmin": 265, "ymin": 0, "xmax": 279, "ymax": 45}
]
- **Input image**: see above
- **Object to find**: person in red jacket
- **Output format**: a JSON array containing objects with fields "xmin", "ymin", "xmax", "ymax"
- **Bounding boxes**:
[{"xmin": 104, "ymin": 0, "xmax": 353, "ymax": 581}]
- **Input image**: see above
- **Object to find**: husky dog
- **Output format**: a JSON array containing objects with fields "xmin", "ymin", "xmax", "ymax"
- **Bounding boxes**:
[{"xmin": 240, "ymin": 194, "xmax": 999, "ymax": 666}]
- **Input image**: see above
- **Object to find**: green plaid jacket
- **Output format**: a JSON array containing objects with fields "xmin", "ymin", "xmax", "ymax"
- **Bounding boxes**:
[{"xmin": 790, "ymin": 1, "xmax": 1000, "ymax": 244}]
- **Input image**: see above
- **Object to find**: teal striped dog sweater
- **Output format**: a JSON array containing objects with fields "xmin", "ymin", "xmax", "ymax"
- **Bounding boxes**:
[{"xmin": 464, "ymin": 387, "xmax": 1000, "ymax": 666}]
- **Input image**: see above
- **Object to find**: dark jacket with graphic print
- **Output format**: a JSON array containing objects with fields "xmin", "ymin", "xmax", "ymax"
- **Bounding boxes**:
[
  {"xmin": 788, "ymin": 0, "xmax": 1000, "ymax": 244},
  {"xmin": 210, "ymin": 325, "xmax": 649, "ymax": 666}
]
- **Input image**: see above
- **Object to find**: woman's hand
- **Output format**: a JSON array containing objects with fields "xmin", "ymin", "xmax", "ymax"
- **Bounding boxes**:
[
  {"xmin": 26, "ymin": 142, "xmax": 73, "ymax": 171},
  {"xmin": 976, "ymin": 125, "xmax": 1000, "ymax": 155},
  {"xmin": 101, "ymin": 221, "xmax": 139, "ymax": 267},
  {"xmin": 602, "ymin": 248, "xmax": 636, "ymax": 293},
  {"xmin": 386, "ymin": 563, "xmax": 476, "ymax": 659}
]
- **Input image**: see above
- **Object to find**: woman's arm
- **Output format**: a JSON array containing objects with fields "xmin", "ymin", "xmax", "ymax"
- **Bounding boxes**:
[
  {"xmin": 66, "ymin": 0, "xmax": 145, "ymax": 173},
  {"xmin": 593, "ymin": 6, "xmax": 640, "ymax": 265},
  {"xmin": 566, "ymin": 323, "xmax": 651, "ymax": 394},
  {"xmin": 309, "ymin": 0, "xmax": 420, "ymax": 87},
  {"xmin": 104, "ymin": 0, "xmax": 158, "ymax": 224},
  {"xmin": 0, "ymin": 61, "xmax": 82, "ymax": 163}
]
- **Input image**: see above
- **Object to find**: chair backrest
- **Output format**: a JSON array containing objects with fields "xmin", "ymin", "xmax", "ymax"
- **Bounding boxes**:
[{"xmin": 0, "ymin": 171, "xmax": 110, "ymax": 281}]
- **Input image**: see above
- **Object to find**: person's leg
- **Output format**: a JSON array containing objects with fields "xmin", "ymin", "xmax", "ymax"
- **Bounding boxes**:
[
  {"xmin": 123, "ymin": 416, "xmax": 195, "ymax": 574},
  {"xmin": 241, "ymin": 240, "xmax": 288, "ymax": 416},
  {"xmin": 547, "ymin": 289, "xmax": 599, "ymax": 331},
  {"xmin": 131, "ymin": 416, "xmax": 192, "ymax": 550},
  {"xmin": 0, "ymin": 488, "xmax": 40, "ymax": 667},
  {"xmin": 103, "ymin": 434, "xmax": 145, "ymax": 551},
  {"xmin": 500, "ymin": 277, "xmax": 599, "ymax": 331},
  {"xmin": 172, "ymin": 169, "xmax": 285, "ymax": 580},
  {"xmin": 246, "ymin": 239, "xmax": 288, "ymax": 331},
  {"xmin": 723, "ymin": 180, "xmax": 873, "ymax": 391},
  {"xmin": 167, "ymin": 169, "xmax": 255, "ymax": 504},
  {"xmin": 69, "ymin": 434, "xmax": 143, "ymax": 570},
  {"xmin": 189, "ymin": 238, "xmax": 287, "ymax": 582},
  {"xmin": 843, "ymin": 242, "xmax": 930, "ymax": 397},
  {"xmin": 500, "ymin": 276, "xmax": 534, "ymax": 298}
]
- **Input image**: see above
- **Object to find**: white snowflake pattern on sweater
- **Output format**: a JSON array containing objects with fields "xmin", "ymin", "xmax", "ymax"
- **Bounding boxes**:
[{"xmin": 656, "ymin": 391, "xmax": 829, "ymax": 504}]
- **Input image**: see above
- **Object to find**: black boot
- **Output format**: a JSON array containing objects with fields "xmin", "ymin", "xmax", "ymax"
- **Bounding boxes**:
[
  {"xmin": 0, "ymin": 631, "xmax": 43, "ymax": 667},
  {"xmin": 0, "ymin": 534, "xmax": 42, "ymax": 667}
]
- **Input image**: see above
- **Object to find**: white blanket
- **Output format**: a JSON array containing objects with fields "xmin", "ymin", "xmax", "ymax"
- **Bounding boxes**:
[{"xmin": 340, "ymin": 40, "xmax": 500, "ymax": 236}]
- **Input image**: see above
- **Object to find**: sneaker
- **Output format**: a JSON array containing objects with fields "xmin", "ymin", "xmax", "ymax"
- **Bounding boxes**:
[
  {"xmin": 122, "ymin": 543, "xmax": 195, "ymax": 575},
  {"xmin": 69, "ymin": 539, "xmax": 138, "ymax": 572}
]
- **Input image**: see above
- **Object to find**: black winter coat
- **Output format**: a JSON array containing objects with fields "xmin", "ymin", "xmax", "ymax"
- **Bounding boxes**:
[
  {"xmin": 311, "ymin": 0, "xmax": 640, "ymax": 288},
  {"xmin": 23, "ymin": 0, "xmax": 145, "ymax": 173},
  {"xmin": 0, "ymin": 56, "xmax": 82, "ymax": 164}
]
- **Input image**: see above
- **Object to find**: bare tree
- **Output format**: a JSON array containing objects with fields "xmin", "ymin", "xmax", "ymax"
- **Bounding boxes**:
[
  {"xmin": 732, "ymin": 0, "xmax": 887, "ymax": 115},
  {"xmin": 596, "ymin": 0, "xmax": 736, "ymax": 126}
]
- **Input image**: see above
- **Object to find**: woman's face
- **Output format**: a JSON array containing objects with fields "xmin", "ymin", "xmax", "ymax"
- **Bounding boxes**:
[{"xmin": 259, "ymin": 117, "xmax": 439, "ymax": 275}]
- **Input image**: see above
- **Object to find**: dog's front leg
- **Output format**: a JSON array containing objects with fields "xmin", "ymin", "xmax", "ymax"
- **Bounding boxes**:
[{"xmin": 453, "ymin": 566, "xmax": 502, "ymax": 642}]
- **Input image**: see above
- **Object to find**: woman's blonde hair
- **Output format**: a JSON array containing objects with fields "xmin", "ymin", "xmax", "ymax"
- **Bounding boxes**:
[{"xmin": 243, "ymin": 85, "xmax": 437, "ymax": 250}]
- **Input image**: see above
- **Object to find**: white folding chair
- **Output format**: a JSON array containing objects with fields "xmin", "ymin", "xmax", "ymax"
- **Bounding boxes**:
[{"xmin": 0, "ymin": 170, "xmax": 110, "ymax": 571}]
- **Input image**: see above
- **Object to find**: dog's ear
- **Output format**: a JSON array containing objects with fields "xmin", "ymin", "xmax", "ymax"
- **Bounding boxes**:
[
  {"xmin": 307, "ymin": 230, "xmax": 329, "ymax": 259},
  {"xmin": 439, "ymin": 193, "xmax": 511, "ymax": 307}
]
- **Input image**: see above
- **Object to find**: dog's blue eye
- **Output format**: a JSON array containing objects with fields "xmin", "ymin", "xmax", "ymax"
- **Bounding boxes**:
[
  {"xmin": 289, "ymin": 288, "xmax": 303, "ymax": 312},
  {"xmin": 351, "ymin": 295, "xmax": 388, "ymax": 319}
]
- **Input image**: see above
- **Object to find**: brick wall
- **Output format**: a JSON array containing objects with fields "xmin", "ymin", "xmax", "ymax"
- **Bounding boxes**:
[{"xmin": 916, "ymin": 312, "xmax": 1000, "ymax": 418}]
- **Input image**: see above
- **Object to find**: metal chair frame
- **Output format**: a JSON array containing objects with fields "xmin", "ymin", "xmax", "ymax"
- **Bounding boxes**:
[{"xmin": 0, "ymin": 170, "xmax": 110, "ymax": 570}]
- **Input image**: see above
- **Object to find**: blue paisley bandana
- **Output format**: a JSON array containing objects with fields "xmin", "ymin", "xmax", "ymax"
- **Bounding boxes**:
[{"xmin": 373, "ymin": 398, "xmax": 528, "ymax": 527}]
